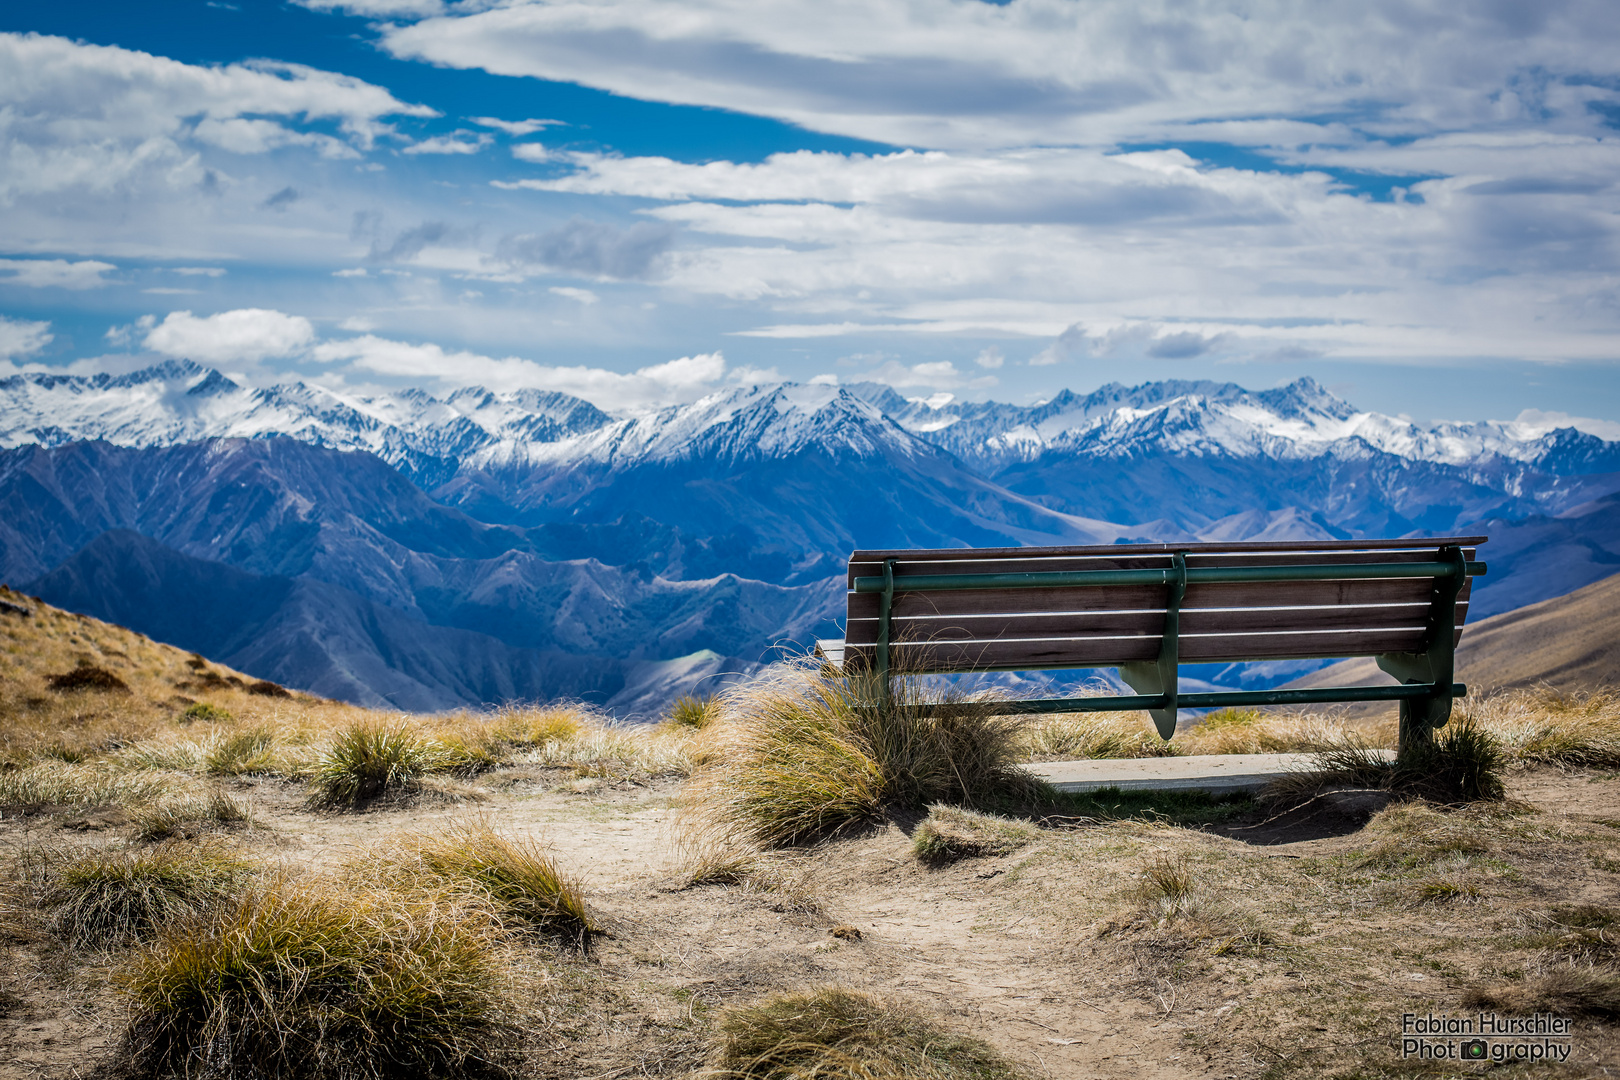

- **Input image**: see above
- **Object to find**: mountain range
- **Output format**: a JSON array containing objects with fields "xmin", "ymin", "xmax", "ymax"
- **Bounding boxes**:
[{"xmin": 3, "ymin": 360, "xmax": 1617, "ymax": 714}]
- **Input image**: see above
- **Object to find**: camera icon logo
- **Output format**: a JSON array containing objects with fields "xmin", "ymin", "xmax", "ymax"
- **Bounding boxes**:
[{"xmin": 1461, "ymin": 1039, "xmax": 1488, "ymax": 1060}]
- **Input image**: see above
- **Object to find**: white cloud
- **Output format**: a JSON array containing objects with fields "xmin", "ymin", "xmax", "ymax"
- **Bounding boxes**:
[
  {"xmin": 333, "ymin": 268, "xmax": 369, "ymax": 277},
  {"xmin": 292, "ymin": 0, "xmax": 444, "ymax": 19},
  {"xmin": 143, "ymin": 308, "xmax": 316, "ymax": 363},
  {"xmin": 0, "ymin": 258, "xmax": 116, "ymax": 289},
  {"xmin": 382, "ymin": 0, "xmax": 1620, "ymax": 150},
  {"xmin": 403, "ymin": 130, "xmax": 494, "ymax": 155},
  {"xmin": 311, "ymin": 333, "xmax": 730, "ymax": 410},
  {"xmin": 0, "ymin": 314, "xmax": 51, "ymax": 359},
  {"xmin": 549, "ymin": 286, "xmax": 600, "ymax": 304},
  {"xmin": 1513, "ymin": 409, "xmax": 1620, "ymax": 443},
  {"xmin": 173, "ymin": 266, "xmax": 227, "ymax": 277},
  {"xmin": 0, "ymin": 32, "xmax": 435, "ymax": 203},
  {"xmin": 858, "ymin": 358, "xmax": 995, "ymax": 391},
  {"xmin": 974, "ymin": 346, "xmax": 1004, "ymax": 369},
  {"xmin": 470, "ymin": 116, "xmax": 564, "ymax": 136}
]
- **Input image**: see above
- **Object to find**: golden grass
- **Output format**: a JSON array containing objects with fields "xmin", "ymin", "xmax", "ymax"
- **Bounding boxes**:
[
  {"xmin": 129, "ymin": 790, "xmax": 255, "ymax": 842},
  {"xmin": 911, "ymin": 805, "xmax": 1038, "ymax": 865},
  {"xmin": 710, "ymin": 986, "xmax": 1029, "ymax": 1080},
  {"xmin": 662, "ymin": 693, "xmax": 723, "ymax": 730},
  {"xmin": 122, "ymin": 873, "xmax": 520, "ymax": 1080},
  {"xmin": 352, "ymin": 824, "xmax": 598, "ymax": 944},
  {"xmin": 20, "ymin": 838, "xmax": 258, "ymax": 948},
  {"xmin": 684, "ymin": 660, "xmax": 1046, "ymax": 851},
  {"xmin": 307, "ymin": 718, "xmax": 445, "ymax": 807}
]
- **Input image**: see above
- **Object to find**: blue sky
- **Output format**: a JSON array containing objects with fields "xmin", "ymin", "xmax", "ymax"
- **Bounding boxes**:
[{"xmin": 3, "ymin": 0, "xmax": 1620, "ymax": 429}]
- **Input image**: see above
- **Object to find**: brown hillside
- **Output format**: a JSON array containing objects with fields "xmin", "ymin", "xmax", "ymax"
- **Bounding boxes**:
[
  {"xmin": 1291, "ymin": 569, "xmax": 1620, "ymax": 694},
  {"xmin": 0, "ymin": 584, "xmax": 315, "ymax": 762}
]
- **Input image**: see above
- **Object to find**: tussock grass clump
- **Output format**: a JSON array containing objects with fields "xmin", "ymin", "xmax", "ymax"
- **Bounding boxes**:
[
  {"xmin": 713, "ymin": 986, "xmax": 1027, "ymax": 1080},
  {"xmin": 123, "ymin": 876, "xmax": 518, "ymax": 1080},
  {"xmin": 1268, "ymin": 716, "xmax": 1504, "ymax": 805},
  {"xmin": 202, "ymin": 725, "xmax": 279, "ymax": 776},
  {"xmin": 687, "ymin": 661, "xmax": 1046, "ymax": 849},
  {"xmin": 129, "ymin": 791, "xmax": 254, "ymax": 841},
  {"xmin": 912, "ymin": 805, "xmax": 1038, "ymax": 865},
  {"xmin": 1463, "ymin": 685, "xmax": 1620, "ymax": 768},
  {"xmin": 180, "ymin": 702, "xmax": 233, "ymax": 724},
  {"xmin": 245, "ymin": 679, "xmax": 292, "ymax": 698},
  {"xmin": 357, "ymin": 825, "xmax": 597, "ymax": 944},
  {"xmin": 0, "ymin": 762, "xmax": 190, "ymax": 808},
  {"xmin": 1018, "ymin": 711, "xmax": 1177, "ymax": 760},
  {"xmin": 30, "ymin": 839, "xmax": 256, "ymax": 947},
  {"xmin": 662, "ymin": 694, "xmax": 721, "ymax": 730},
  {"xmin": 307, "ymin": 719, "xmax": 443, "ymax": 808},
  {"xmin": 1464, "ymin": 964, "xmax": 1620, "ymax": 1018}
]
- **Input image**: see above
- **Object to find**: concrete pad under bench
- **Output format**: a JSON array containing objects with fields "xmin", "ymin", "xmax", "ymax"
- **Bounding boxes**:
[{"xmin": 1023, "ymin": 751, "xmax": 1397, "ymax": 796}]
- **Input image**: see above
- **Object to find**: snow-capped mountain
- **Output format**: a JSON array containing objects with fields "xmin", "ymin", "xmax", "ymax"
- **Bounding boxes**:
[{"xmin": 4, "ymin": 360, "xmax": 1619, "ymax": 713}]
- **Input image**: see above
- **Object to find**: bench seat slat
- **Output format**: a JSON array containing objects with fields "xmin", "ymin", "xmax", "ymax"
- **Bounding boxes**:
[
  {"xmin": 846, "ymin": 576, "xmax": 1472, "ymax": 620},
  {"xmin": 839, "ymin": 624, "xmax": 1442, "ymax": 670},
  {"xmin": 842, "ymin": 602, "xmax": 1464, "ymax": 646}
]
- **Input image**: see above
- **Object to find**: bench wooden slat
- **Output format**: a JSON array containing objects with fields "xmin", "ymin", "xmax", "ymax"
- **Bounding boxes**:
[
  {"xmin": 847, "ymin": 546, "xmax": 1480, "ymax": 587},
  {"xmin": 846, "ymin": 576, "xmax": 1472, "ymax": 621},
  {"xmin": 839, "ymin": 624, "xmax": 1446, "ymax": 671},
  {"xmin": 848, "ymin": 535, "xmax": 1486, "ymax": 563},
  {"xmin": 843, "ymin": 603, "xmax": 1462, "ymax": 647}
]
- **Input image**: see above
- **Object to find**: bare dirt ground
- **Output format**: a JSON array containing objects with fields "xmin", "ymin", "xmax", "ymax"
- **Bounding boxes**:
[{"xmin": 2, "ymin": 762, "xmax": 1617, "ymax": 1080}]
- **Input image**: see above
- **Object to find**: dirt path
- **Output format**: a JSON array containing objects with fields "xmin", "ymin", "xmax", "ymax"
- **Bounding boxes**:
[{"xmin": 3, "ymin": 764, "xmax": 1618, "ymax": 1079}]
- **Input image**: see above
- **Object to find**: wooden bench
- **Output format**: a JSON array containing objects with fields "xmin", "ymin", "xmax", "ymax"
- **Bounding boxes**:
[{"xmin": 814, "ymin": 536, "xmax": 1487, "ymax": 752}]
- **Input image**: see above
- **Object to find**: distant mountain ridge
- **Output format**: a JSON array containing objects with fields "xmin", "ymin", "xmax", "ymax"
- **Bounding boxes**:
[{"xmin": 4, "ymin": 361, "xmax": 1619, "ymax": 713}]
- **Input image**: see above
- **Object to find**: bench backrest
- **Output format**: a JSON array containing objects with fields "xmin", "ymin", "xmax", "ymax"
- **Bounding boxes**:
[{"xmin": 842, "ymin": 537, "xmax": 1483, "ymax": 674}]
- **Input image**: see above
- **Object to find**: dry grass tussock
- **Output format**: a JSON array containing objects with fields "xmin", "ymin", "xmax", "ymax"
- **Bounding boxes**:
[
  {"xmin": 122, "ymin": 872, "xmax": 524, "ymax": 1080},
  {"xmin": 1457, "ymin": 684, "xmax": 1620, "ymax": 767},
  {"xmin": 708, "ymin": 985, "xmax": 1029, "ymax": 1080},
  {"xmin": 349, "ymin": 823, "xmax": 598, "ymax": 945},
  {"xmin": 1464, "ymin": 961, "xmax": 1620, "ymax": 1019},
  {"xmin": 1268, "ymin": 715, "xmax": 1506, "ymax": 805},
  {"xmin": 911, "ymin": 805, "xmax": 1038, "ymax": 865},
  {"xmin": 10, "ymin": 838, "xmax": 258, "ymax": 948},
  {"xmin": 683, "ymin": 659, "xmax": 1047, "ymax": 852}
]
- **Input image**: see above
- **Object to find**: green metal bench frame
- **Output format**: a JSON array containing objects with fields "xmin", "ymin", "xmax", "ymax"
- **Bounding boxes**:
[{"xmin": 835, "ymin": 540, "xmax": 1486, "ymax": 753}]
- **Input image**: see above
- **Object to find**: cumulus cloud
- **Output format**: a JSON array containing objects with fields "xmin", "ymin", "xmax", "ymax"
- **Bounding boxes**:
[
  {"xmin": 0, "ymin": 32, "xmax": 435, "ymax": 203},
  {"xmin": 974, "ymin": 346, "xmax": 1004, "ymax": 369},
  {"xmin": 0, "ymin": 314, "xmax": 52, "ymax": 359},
  {"xmin": 311, "ymin": 333, "xmax": 729, "ymax": 410},
  {"xmin": 0, "ymin": 258, "xmax": 116, "ymax": 289},
  {"xmin": 292, "ymin": 0, "xmax": 444, "ymax": 20},
  {"xmin": 368, "ymin": 221, "xmax": 450, "ymax": 263},
  {"xmin": 143, "ymin": 308, "xmax": 316, "ymax": 363},
  {"xmin": 858, "ymin": 358, "xmax": 995, "ymax": 391},
  {"xmin": 497, "ymin": 218, "xmax": 675, "ymax": 279}
]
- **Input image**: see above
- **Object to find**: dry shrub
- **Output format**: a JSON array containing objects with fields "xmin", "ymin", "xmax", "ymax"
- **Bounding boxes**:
[
  {"xmin": 711, "ymin": 986, "xmax": 1027, "ymax": 1080},
  {"xmin": 686, "ymin": 660, "xmax": 1045, "ymax": 850},
  {"xmin": 912, "ymin": 805, "xmax": 1038, "ymax": 865},
  {"xmin": 1096, "ymin": 850, "xmax": 1272, "ymax": 962},
  {"xmin": 354, "ymin": 824, "xmax": 597, "ymax": 945},
  {"xmin": 1464, "ymin": 963, "xmax": 1620, "ymax": 1018},
  {"xmin": 47, "ymin": 664, "xmax": 131, "ymax": 693},
  {"xmin": 129, "ymin": 791, "xmax": 254, "ymax": 842},
  {"xmin": 122, "ymin": 875, "xmax": 519, "ymax": 1080},
  {"xmin": 27, "ymin": 839, "xmax": 257, "ymax": 947},
  {"xmin": 245, "ymin": 679, "xmax": 291, "ymax": 698}
]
